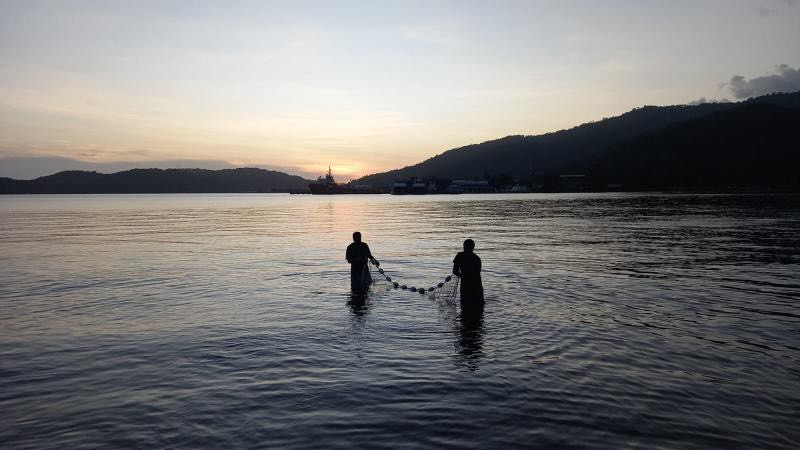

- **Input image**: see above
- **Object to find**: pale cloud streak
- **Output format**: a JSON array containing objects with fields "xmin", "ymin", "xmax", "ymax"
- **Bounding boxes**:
[
  {"xmin": 756, "ymin": 0, "xmax": 797, "ymax": 15},
  {"xmin": 727, "ymin": 64, "xmax": 800, "ymax": 98}
]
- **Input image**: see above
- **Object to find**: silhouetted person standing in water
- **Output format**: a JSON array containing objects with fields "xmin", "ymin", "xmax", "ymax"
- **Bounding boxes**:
[
  {"xmin": 346, "ymin": 231, "xmax": 379, "ymax": 293},
  {"xmin": 453, "ymin": 239, "xmax": 484, "ymax": 311}
]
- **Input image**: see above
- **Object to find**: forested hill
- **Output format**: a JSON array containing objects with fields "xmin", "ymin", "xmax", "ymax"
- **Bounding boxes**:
[
  {"xmin": 354, "ymin": 91, "xmax": 800, "ymax": 188},
  {"xmin": 0, "ymin": 167, "xmax": 312, "ymax": 194},
  {"xmin": 575, "ymin": 102, "xmax": 800, "ymax": 190}
]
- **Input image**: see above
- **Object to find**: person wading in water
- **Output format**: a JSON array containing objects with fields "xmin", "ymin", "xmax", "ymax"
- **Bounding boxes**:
[
  {"xmin": 346, "ymin": 231, "xmax": 379, "ymax": 293},
  {"xmin": 453, "ymin": 239, "xmax": 484, "ymax": 311}
]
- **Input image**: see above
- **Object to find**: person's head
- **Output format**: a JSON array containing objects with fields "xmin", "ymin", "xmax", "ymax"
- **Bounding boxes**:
[
  {"xmin": 353, "ymin": 231, "xmax": 362, "ymax": 243},
  {"xmin": 463, "ymin": 239, "xmax": 475, "ymax": 252}
]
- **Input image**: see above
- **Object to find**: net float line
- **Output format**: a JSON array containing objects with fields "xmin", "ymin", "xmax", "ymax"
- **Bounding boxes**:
[{"xmin": 369, "ymin": 260, "xmax": 460, "ymax": 300}]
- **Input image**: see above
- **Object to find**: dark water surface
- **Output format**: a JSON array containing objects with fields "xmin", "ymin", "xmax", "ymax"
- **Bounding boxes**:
[{"xmin": 1, "ymin": 193, "xmax": 799, "ymax": 449}]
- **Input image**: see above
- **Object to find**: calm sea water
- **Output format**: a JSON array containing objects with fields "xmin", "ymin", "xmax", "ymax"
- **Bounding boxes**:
[{"xmin": 1, "ymin": 193, "xmax": 799, "ymax": 449}]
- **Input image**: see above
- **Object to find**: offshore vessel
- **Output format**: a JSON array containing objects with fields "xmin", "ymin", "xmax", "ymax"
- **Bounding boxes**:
[
  {"xmin": 309, "ymin": 166, "xmax": 344, "ymax": 194},
  {"xmin": 308, "ymin": 167, "xmax": 382, "ymax": 194}
]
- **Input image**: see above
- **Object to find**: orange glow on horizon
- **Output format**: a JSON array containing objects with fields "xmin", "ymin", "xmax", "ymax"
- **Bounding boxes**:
[{"xmin": 302, "ymin": 164, "xmax": 365, "ymax": 181}]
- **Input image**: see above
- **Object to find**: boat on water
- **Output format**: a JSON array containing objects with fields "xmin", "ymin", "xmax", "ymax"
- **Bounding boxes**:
[{"xmin": 308, "ymin": 167, "xmax": 382, "ymax": 194}]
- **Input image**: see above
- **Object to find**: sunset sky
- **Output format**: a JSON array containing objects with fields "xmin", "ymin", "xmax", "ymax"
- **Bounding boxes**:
[{"xmin": 2, "ymin": 0, "xmax": 799, "ymax": 180}]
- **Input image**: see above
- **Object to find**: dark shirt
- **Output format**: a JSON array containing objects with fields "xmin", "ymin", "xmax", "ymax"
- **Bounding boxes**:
[
  {"xmin": 453, "ymin": 251, "xmax": 482, "ymax": 284},
  {"xmin": 346, "ymin": 241, "xmax": 373, "ymax": 265}
]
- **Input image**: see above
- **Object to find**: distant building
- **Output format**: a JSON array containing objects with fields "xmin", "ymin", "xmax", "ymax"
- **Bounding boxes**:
[
  {"xmin": 509, "ymin": 183, "xmax": 530, "ymax": 193},
  {"xmin": 448, "ymin": 179, "xmax": 493, "ymax": 194},
  {"xmin": 391, "ymin": 177, "xmax": 452, "ymax": 194},
  {"xmin": 392, "ymin": 177, "xmax": 501, "ymax": 194},
  {"xmin": 411, "ymin": 178, "xmax": 426, "ymax": 194},
  {"xmin": 391, "ymin": 180, "xmax": 410, "ymax": 195},
  {"xmin": 559, "ymin": 174, "xmax": 587, "ymax": 191}
]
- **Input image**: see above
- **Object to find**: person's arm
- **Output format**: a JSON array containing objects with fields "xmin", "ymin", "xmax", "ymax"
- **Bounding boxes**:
[
  {"xmin": 365, "ymin": 244, "xmax": 379, "ymax": 266},
  {"xmin": 346, "ymin": 244, "xmax": 353, "ymax": 263},
  {"xmin": 453, "ymin": 254, "xmax": 461, "ymax": 277}
]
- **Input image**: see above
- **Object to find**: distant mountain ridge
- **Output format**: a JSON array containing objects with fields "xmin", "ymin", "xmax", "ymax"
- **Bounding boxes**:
[
  {"xmin": 576, "ymin": 102, "xmax": 800, "ymax": 190},
  {"xmin": 3, "ymin": 91, "xmax": 798, "ymax": 194},
  {"xmin": 354, "ymin": 91, "xmax": 800, "ymax": 188},
  {"xmin": 0, "ymin": 156, "xmax": 241, "ymax": 180},
  {"xmin": 0, "ymin": 167, "xmax": 312, "ymax": 194}
]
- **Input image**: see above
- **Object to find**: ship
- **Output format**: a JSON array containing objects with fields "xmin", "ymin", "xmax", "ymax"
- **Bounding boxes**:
[
  {"xmin": 309, "ymin": 166, "xmax": 344, "ymax": 194},
  {"xmin": 308, "ymin": 167, "xmax": 382, "ymax": 194}
]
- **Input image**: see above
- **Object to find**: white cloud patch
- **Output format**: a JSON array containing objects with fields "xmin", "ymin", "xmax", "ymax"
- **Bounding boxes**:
[{"xmin": 727, "ymin": 64, "xmax": 800, "ymax": 99}]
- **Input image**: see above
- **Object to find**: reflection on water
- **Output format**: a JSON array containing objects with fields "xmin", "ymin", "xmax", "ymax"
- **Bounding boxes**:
[
  {"xmin": 347, "ymin": 292, "xmax": 370, "ymax": 316},
  {"xmin": 456, "ymin": 306, "xmax": 485, "ymax": 372},
  {"xmin": 1, "ymin": 193, "xmax": 799, "ymax": 449}
]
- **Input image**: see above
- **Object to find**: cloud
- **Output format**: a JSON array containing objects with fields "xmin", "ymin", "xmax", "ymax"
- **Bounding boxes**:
[
  {"xmin": 756, "ymin": 0, "xmax": 797, "ymax": 15},
  {"xmin": 687, "ymin": 97, "xmax": 731, "ymax": 106},
  {"xmin": 726, "ymin": 64, "xmax": 800, "ymax": 99}
]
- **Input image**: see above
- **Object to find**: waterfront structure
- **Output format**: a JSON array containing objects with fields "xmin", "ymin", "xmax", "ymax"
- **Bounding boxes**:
[
  {"xmin": 309, "ymin": 167, "xmax": 381, "ymax": 194},
  {"xmin": 448, "ymin": 180, "xmax": 492, "ymax": 194}
]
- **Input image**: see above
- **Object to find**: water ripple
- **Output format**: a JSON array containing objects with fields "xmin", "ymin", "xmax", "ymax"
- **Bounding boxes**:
[{"xmin": 1, "ymin": 193, "xmax": 799, "ymax": 449}]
